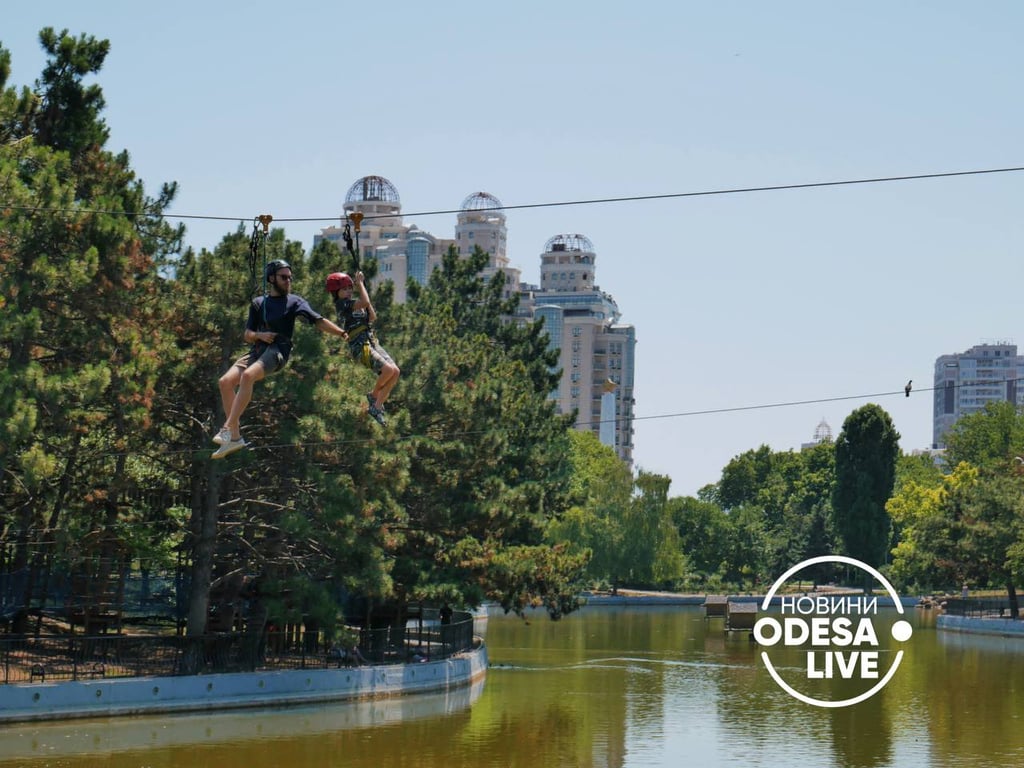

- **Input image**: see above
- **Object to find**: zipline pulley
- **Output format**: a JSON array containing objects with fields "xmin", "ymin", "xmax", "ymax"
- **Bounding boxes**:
[{"xmin": 345, "ymin": 211, "xmax": 363, "ymax": 272}]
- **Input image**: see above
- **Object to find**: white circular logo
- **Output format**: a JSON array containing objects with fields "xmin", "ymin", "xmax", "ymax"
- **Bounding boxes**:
[{"xmin": 754, "ymin": 555, "xmax": 913, "ymax": 708}]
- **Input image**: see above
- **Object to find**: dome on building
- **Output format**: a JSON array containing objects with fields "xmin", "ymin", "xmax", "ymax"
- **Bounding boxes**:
[
  {"xmin": 544, "ymin": 234, "xmax": 594, "ymax": 253},
  {"xmin": 813, "ymin": 419, "xmax": 833, "ymax": 443},
  {"xmin": 345, "ymin": 175, "xmax": 400, "ymax": 205},
  {"xmin": 460, "ymin": 191, "xmax": 504, "ymax": 211}
]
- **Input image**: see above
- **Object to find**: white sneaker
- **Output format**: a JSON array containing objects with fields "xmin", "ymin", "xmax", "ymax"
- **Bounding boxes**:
[
  {"xmin": 211, "ymin": 437, "xmax": 247, "ymax": 459},
  {"xmin": 212, "ymin": 428, "xmax": 231, "ymax": 445}
]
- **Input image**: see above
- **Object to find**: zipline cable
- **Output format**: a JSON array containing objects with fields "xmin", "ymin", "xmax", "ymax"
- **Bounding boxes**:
[
  {"xmin": 63, "ymin": 379, "xmax": 953, "ymax": 461},
  {"xmin": 9, "ymin": 165, "xmax": 1024, "ymax": 225}
]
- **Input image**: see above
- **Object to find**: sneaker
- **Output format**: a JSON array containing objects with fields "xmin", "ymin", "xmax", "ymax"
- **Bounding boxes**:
[
  {"xmin": 211, "ymin": 437, "xmax": 247, "ymax": 459},
  {"xmin": 368, "ymin": 404, "xmax": 387, "ymax": 427},
  {"xmin": 366, "ymin": 394, "xmax": 386, "ymax": 426},
  {"xmin": 212, "ymin": 428, "xmax": 231, "ymax": 445}
]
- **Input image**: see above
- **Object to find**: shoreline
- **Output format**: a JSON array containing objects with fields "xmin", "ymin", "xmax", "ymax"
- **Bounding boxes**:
[
  {"xmin": 581, "ymin": 589, "xmax": 922, "ymax": 609},
  {"xmin": 0, "ymin": 642, "xmax": 488, "ymax": 724}
]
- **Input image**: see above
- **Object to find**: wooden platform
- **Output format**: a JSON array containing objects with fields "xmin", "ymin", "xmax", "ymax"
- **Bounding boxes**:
[
  {"xmin": 725, "ymin": 601, "xmax": 757, "ymax": 631},
  {"xmin": 703, "ymin": 595, "xmax": 728, "ymax": 618}
]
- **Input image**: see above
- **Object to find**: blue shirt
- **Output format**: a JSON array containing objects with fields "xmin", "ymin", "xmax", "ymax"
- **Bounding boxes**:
[{"xmin": 246, "ymin": 294, "xmax": 322, "ymax": 359}]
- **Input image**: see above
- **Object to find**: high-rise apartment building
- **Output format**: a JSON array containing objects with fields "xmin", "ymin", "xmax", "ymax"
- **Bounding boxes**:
[
  {"xmin": 315, "ymin": 176, "xmax": 636, "ymax": 465},
  {"xmin": 518, "ymin": 235, "xmax": 636, "ymax": 464},
  {"xmin": 933, "ymin": 342, "xmax": 1024, "ymax": 448}
]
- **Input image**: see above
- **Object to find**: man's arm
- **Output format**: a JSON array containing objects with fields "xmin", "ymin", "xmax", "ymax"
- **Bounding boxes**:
[
  {"xmin": 245, "ymin": 328, "xmax": 277, "ymax": 344},
  {"xmin": 315, "ymin": 317, "xmax": 348, "ymax": 340},
  {"xmin": 245, "ymin": 300, "xmax": 276, "ymax": 343}
]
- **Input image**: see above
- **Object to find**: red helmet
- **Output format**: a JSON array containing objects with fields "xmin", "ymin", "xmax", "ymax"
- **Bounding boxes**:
[{"xmin": 326, "ymin": 272, "xmax": 354, "ymax": 292}]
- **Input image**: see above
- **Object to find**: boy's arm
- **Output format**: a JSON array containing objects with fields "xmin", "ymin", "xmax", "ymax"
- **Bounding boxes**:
[{"xmin": 355, "ymin": 271, "xmax": 377, "ymax": 323}]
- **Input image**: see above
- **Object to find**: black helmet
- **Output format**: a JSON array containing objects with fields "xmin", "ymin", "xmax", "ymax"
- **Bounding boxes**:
[{"xmin": 265, "ymin": 259, "xmax": 291, "ymax": 281}]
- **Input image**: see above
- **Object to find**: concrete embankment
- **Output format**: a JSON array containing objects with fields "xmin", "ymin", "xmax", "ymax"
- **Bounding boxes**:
[
  {"xmin": 0, "ymin": 678, "xmax": 486, "ymax": 763},
  {"xmin": 0, "ymin": 643, "xmax": 488, "ymax": 724},
  {"xmin": 936, "ymin": 615, "xmax": 1024, "ymax": 637},
  {"xmin": 582, "ymin": 591, "xmax": 921, "ymax": 609}
]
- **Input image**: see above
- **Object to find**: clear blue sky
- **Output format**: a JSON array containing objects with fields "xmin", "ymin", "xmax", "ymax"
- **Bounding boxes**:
[{"xmin": 7, "ymin": 2, "xmax": 1024, "ymax": 496}]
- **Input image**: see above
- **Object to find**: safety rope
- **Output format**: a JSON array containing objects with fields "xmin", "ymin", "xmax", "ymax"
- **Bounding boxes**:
[
  {"xmin": 341, "ymin": 212, "xmax": 373, "ymax": 336},
  {"xmin": 250, "ymin": 214, "xmax": 273, "ymax": 327}
]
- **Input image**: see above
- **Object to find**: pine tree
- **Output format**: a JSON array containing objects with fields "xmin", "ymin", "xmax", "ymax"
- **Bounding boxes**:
[{"xmin": 0, "ymin": 30, "xmax": 181, "ymax": 629}]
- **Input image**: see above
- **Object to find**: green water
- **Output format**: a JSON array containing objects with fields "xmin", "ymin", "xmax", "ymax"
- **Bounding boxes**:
[{"xmin": 1, "ymin": 606, "xmax": 1023, "ymax": 767}]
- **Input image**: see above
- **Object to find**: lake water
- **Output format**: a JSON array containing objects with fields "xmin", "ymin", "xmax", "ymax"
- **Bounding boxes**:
[{"xmin": 2, "ymin": 605, "xmax": 1023, "ymax": 767}]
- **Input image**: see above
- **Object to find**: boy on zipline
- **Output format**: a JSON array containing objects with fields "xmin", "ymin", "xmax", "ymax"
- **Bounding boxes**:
[
  {"xmin": 213, "ymin": 259, "xmax": 348, "ymax": 458},
  {"xmin": 326, "ymin": 270, "xmax": 400, "ymax": 426}
]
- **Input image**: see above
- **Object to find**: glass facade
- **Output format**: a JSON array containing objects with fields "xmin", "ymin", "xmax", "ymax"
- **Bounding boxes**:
[{"xmin": 407, "ymin": 236, "xmax": 430, "ymax": 286}]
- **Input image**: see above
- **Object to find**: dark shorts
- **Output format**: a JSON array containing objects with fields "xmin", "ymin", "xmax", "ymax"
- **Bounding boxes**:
[
  {"xmin": 349, "ymin": 338, "xmax": 395, "ymax": 375},
  {"xmin": 233, "ymin": 343, "xmax": 288, "ymax": 375}
]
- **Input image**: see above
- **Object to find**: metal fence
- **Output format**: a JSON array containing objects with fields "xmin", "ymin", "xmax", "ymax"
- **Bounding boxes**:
[
  {"xmin": 0, "ymin": 610, "xmax": 476, "ymax": 685},
  {"xmin": 1, "ymin": 568, "xmax": 187, "ymax": 631},
  {"xmin": 942, "ymin": 598, "xmax": 1022, "ymax": 619}
]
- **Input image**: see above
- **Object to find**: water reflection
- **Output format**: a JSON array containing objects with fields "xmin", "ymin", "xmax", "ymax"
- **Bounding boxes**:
[
  {"xmin": 2, "ymin": 606, "xmax": 1024, "ymax": 767},
  {"xmin": 0, "ymin": 680, "xmax": 483, "ymax": 767}
]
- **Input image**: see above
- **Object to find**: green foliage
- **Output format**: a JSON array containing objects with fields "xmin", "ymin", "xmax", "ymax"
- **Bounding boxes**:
[
  {"xmin": 672, "ymin": 495, "xmax": 733, "ymax": 582},
  {"xmin": 832, "ymin": 404, "xmax": 900, "ymax": 574},
  {"xmin": 887, "ymin": 470, "xmax": 948, "ymax": 590},
  {"xmin": 361, "ymin": 245, "xmax": 586, "ymax": 618},
  {"xmin": 547, "ymin": 430, "xmax": 629, "ymax": 584},
  {"xmin": 894, "ymin": 452, "xmax": 944, "ymax": 492},
  {"xmin": 686, "ymin": 441, "xmax": 839, "ymax": 589},
  {"xmin": 890, "ymin": 404, "xmax": 1024, "ymax": 607},
  {"xmin": 621, "ymin": 472, "xmax": 686, "ymax": 588},
  {"xmin": 1, "ymin": 30, "xmax": 181, "ymax": 591},
  {"xmin": 945, "ymin": 401, "xmax": 1024, "ymax": 472},
  {"xmin": 33, "ymin": 28, "xmax": 111, "ymax": 157}
]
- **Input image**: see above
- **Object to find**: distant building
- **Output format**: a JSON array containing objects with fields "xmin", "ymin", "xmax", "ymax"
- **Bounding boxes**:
[
  {"xmin": 801, "ymin": 419, "xmax": 833, "ymax": 451},
  {"xmin": 521, "ymin": 235, "xmax": 636, "ymax": 465},
  {"xmin": 315, "ymin": 178, "xmax": 635, "ymax": 465},
  {"xmin": 933, "ymin": 342, "xmax": 1024, "ymax": 448},
  {"xmin": 910, "ymin": 446, "xmax": 947, "ymax": 471}
]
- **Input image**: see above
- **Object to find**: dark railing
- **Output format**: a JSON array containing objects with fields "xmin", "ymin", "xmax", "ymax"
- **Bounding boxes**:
[
  {"xmin": 942, "ymin": 598, "xmax": 1021, "ymax": 619},
  {"xmin": 0, "ymin": 609, "xmax": 477, "ymax": 685}
]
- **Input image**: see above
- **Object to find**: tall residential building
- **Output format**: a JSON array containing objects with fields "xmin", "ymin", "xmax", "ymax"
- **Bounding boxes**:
[
  {"xmin": 521, "ymin": 234, "xmax": 636, "ymax": 465},
  {"xmin": 313, "ymin": 177, "xmax": 524, "ymax": 303},
  {"xmin": 314, "ymin": 177, "xmax": 636, "ymax": 465},
  {"xmin": 933, "ymin": 342, "xmax": 1024, "ymax": 448},
  {"xmin": 454, "ymin": 192, "xmax": 521, "ymax": 302}
]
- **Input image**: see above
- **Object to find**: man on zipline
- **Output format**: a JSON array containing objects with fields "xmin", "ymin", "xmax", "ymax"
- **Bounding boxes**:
[
  {"xmin": 213, "ymin": 259, "xmax": 348, "ymax": 458},
  {"xmin": 326, "ymin": 270, "xmax": 400, "ymax": 426}
]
